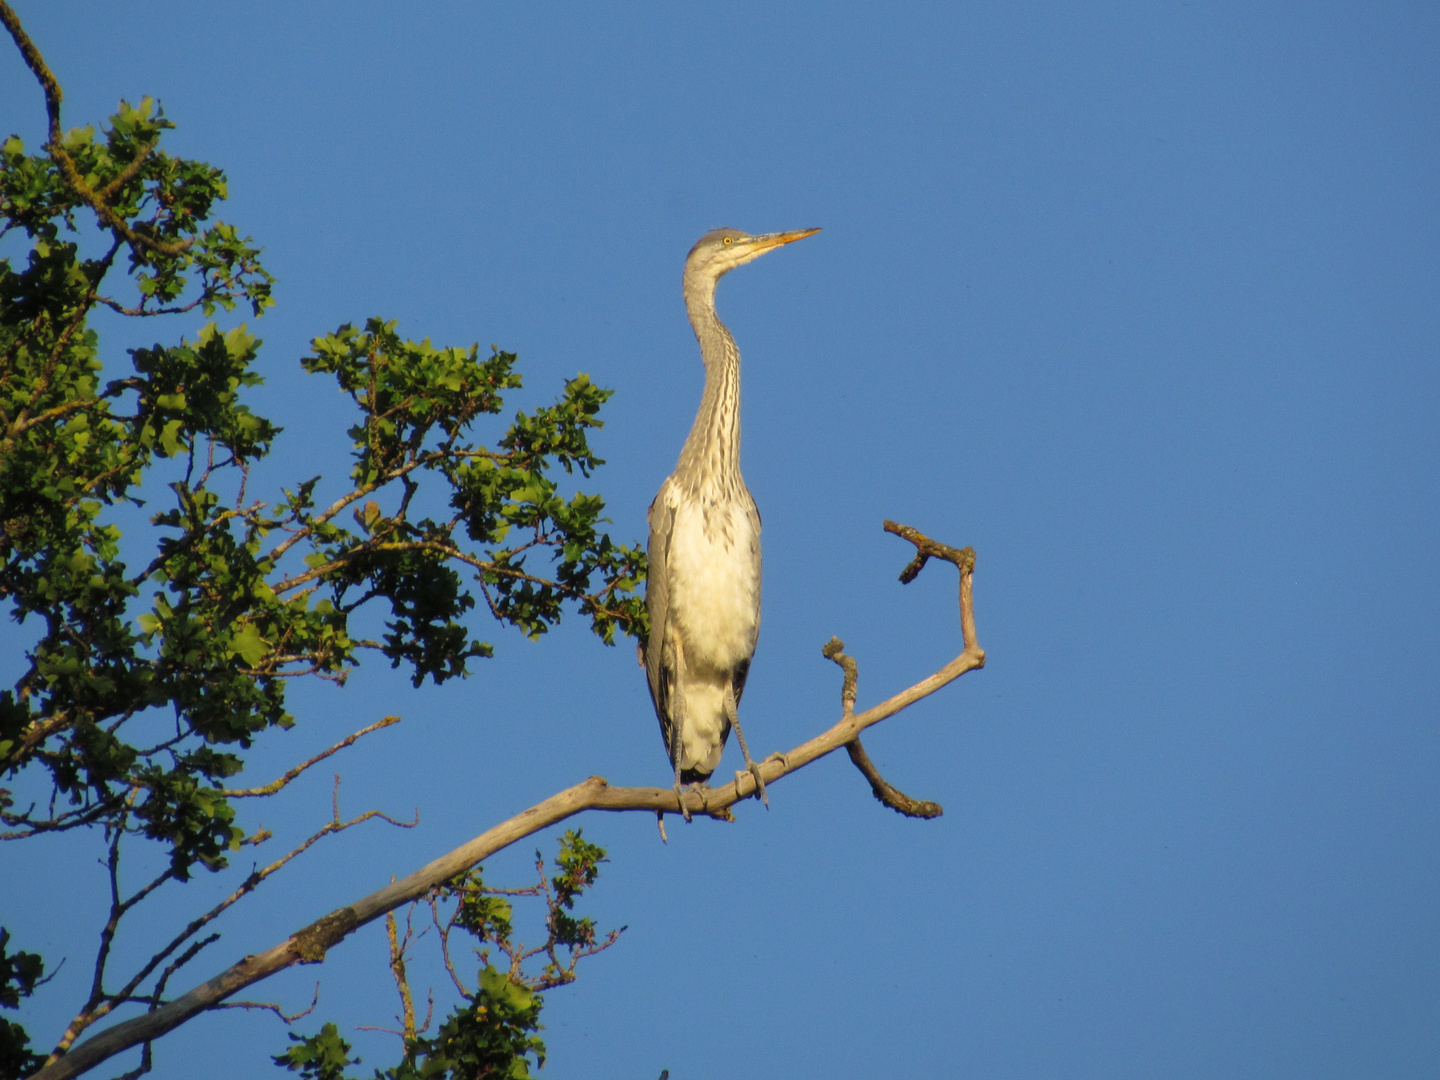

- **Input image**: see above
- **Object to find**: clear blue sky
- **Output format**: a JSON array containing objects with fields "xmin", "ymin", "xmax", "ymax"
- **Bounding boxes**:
[{"xmin": 3, "ymin": 2, "xmax": 1439, "ymax": 1077}]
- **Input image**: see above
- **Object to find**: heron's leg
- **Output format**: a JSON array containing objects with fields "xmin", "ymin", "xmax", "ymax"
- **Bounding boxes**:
[
  {"xmin": 724, "ymin": 681, "xmax": 768, "ymax": 807},
  {"xmin": 669, "ymin": 654, "xmax": 693, "ymax": 823},
  {"xmin": 673, "ymin": 757, "xmax": 692, "ymax": 823}
]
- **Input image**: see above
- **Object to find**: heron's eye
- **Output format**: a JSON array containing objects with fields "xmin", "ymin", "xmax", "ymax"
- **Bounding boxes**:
[{"xmin": 723, "ymin": 236, "xmax": 733, "ymax": 245}]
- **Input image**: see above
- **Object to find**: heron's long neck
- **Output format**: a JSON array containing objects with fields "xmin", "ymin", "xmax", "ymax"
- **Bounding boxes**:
[{"xmin": 677, "ymin": 283, "xmax": 743, "ymax": 495}]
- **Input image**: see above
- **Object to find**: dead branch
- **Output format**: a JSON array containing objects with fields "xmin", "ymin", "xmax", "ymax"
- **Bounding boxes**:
[
  {"xmin": 383, "ymin": 907, "xmax": 420, "ymax": 1048},
  {"xmin": 426, "ymin": 895, "xmax": 471, "ymax": 998},
  {"xmin": 29, "ymin": 522, "xmax": 983, "ymax": 1080},
  {"xmin": 102, "ymin": 1040, "xmax": 150, "ymax": 1080},
  {"xmin": 824, "ymin": 637, "xmax": 943, "ymax": 818},
  {"xmin": 42, "ymin": 780, "xmax": 416, "ymax": 1065},
  {"xmin": 227, "ymin": 717, "xmax": 401, "ymax": 797},
  {"xmin": 844, "ymin": 739, "xmax": 943, "ymax": 819},
  {"xmin": 149, "ymin": 935, "xmax": 220, "ymax": 1007},
  {"xmin": 209, "ymin": 983, "xmax": 318, "ymax": 1024},
  {"xmin": 821, "ymin": 637, "xmax": 859, "ymax": 715}
]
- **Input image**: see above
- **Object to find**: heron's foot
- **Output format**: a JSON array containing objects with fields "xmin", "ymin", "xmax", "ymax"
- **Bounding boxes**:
[
  {"xmin": 752, "ymin": 760, "xmax": 769, "ymax": 807},
  {"xmin": 735, "ymin": 761, "xmax": 769, "ymax": 807},
  {"xmin": 723, "ymin": 705, "xmax": 769, "ymax": 808},
  {"xmin": 672, "ymin": 781, "xmax": 715, "ymax": 822},
  {"xmin": 764, "ymin": 750, "xmax": 790, "ymax": 769}
]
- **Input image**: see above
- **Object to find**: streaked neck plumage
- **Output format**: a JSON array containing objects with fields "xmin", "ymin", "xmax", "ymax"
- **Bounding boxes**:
[{"xmin": 676, "ymin": 272, "xmax": 743, "ymax": 498}]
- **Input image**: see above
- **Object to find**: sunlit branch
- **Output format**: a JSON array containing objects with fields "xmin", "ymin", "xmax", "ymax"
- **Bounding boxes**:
[
  {"xmin": 227, "ymin": 716, "xmax": 401, "ymax": 797},
  {"xmin": 824, "ymin": 637, "xmax": 943, "ymax": 818}
]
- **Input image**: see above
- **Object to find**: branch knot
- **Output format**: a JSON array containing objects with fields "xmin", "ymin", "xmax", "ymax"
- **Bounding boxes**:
[{"xmin": 290, "ymin": 908, "xmax": 358, "ymax": 964}]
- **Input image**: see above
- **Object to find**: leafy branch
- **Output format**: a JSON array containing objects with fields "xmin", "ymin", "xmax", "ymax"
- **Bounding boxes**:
[{"xmin": 289, "ymin": 832, "xmax": 622, "ymax": 1080}]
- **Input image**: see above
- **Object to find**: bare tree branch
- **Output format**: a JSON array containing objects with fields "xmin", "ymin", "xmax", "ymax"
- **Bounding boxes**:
[
  {"xmin": 227, "ymin": 717, "xmax": 401, "ymax": 797},
  {"xmin": 383, "ymin": 907, "xmax": 419, "ymax": 1049},
  {"xmin": 28, "ymin": 522, "xmax": 984, "ymax": 1080},
  {"xmin": 100, "ymin": 1040, "xmax": 150, "ymax": 1080},
  {"xmin": 426, "ymin": 894, "xmax": 471, "ymax": 998},
  {"xmin": 211, "ymin": 984, "xmax": 319, "ymax": 1024},
  {"xmin": 41, "ymin": 780, "xmax": 416, "ymax": 1067},
  {"xmin": 823, "ymin": 637, "xmax": 943, "ymax": 818},
  {"xmin": 844, "ymin": 739, "xmax": 943, "ymax": 819},
  {"xmin": 0, "ymin": 1, "xmax": 61, "ymax": 145},
  {"xmin": 149, "ymin": 935, "xmax": 220, "ymax": 1006}
]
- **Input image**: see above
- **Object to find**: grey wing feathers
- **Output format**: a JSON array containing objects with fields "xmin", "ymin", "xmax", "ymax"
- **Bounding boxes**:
[
  {"xmin": 730, "ymin": 491, "xmax": 761, "ymax": 705},
  {"xmin": 643, "ymin": 489, "xmax": 676, "ymax": 756}
]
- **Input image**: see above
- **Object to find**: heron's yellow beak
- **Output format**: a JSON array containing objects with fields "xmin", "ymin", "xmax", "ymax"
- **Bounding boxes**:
[{"xmin": 748, "ymin": 227, "xmax": 822, "ymax": 252}]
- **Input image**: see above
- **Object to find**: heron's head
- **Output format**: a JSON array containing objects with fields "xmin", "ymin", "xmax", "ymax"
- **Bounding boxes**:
[{"xmin": 684, "ymin": 227, "xmax": 821, "ymax": 288}]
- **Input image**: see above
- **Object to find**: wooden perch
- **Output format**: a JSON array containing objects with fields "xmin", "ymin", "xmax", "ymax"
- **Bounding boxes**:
[
  {"xmin": 824, "ymin": 632, "xmax": 945, "ymax": 819},
  {"xmin": 30, "ymin": 522, "xmax": 984, "ymax": 1080}
]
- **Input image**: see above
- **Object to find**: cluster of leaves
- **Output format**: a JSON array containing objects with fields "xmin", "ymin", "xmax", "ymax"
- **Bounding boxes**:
[
  {"xmin": 0, "ymin": 39, "xmax": 642, "ymax": 1077},
  {"xmin": 277, "ymin": 972, "xmax": 544, "ymax": 1080},
  {"xmin": 0, "ymin": 96, "xmax": 279, "ymax": 872},
  {"xmin": 300, "ymin": 319, "xmax": 646, "ymax": 672},
  {"xmin": 442, "ymin": 830, "xmax": 616, "ymax": 992},
  {"xmin": 0, "ymin": 929, "xmax": 46, "ymax": 1079},
  {"xmin": 275, "ymin": 832, "xmax": 617, "ymax": 1080}
]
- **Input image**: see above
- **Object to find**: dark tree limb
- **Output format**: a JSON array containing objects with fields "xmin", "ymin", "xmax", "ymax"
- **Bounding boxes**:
[
  {"xmin": 883, "ymin": 518, "xmax": 976, "ymax": 585},
  {"xmin": 29, "ymin": 521, "xmax": 984, "ymax": 1080},
  {"xmin": 209, "ymin": 983, "xmax": 319, "ymax": 1024},
  {"xmin": 845, "ymin": 739, "xmax": 943, "ymax": 819},
  {"xmin": 0, "ymin": 1, "xmax": 60, "ymax": 140}
]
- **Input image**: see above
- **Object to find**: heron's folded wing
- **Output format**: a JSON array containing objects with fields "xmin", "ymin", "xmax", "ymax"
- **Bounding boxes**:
[
  {"xmin": 644, "ymin": 486, "xmax": 677, "ymax": 743},
  {"xmin": 731, "ymin": 492, "xmax": 762, "ymax": 705}
]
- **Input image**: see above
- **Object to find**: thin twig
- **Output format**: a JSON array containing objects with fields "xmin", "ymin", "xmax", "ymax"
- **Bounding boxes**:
[
  {"xmin": 39, "ymin": 783, "xmax": 417, "ymax": 1071},
  {"xmin": 149, "ymin": 934, "xmax": 222, "ymax": 1008},
  {"xmin": 211, "ymin": 984, "xmax": 319, "ymax": 1024},
  {"xmin": 227, "ymin": 717, "xmax": 401, "ymax": 797},
  {"xmin": 426, "ymin": 895, "xmax": 470, "ymax": 998},
  {"xmin": 822, "ymin": 637, "xmax": 858, "ymax": 717},
  {"xmin": 101, "ymin": 1039, "xmax": 150, "ymax": 1080}
]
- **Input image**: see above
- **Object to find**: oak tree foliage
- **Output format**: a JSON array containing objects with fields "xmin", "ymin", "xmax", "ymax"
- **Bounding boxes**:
[{"xmin": 1, "ymin": 14, "xmax": 643, "ymax": 1076}]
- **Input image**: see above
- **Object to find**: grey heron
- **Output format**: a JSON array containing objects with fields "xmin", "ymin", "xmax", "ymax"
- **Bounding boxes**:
[{"xmin": 641, "ymin": 225, "xmax": 820, "ymax": 818}]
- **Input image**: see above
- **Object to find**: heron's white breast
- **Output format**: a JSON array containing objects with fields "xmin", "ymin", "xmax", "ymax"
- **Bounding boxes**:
[{"xmin": 664, "ymin": 498, "xmax": 761, "ymax": 674}]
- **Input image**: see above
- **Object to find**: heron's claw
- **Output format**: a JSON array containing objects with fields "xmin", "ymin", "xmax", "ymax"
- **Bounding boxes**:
[
  {"xmin": 672, "ymin": 755, "xmax": 694, "ymax": 823},
  {"xmin": 738, "ymin": 761, "xmax": 769, "ymax": 807}
]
